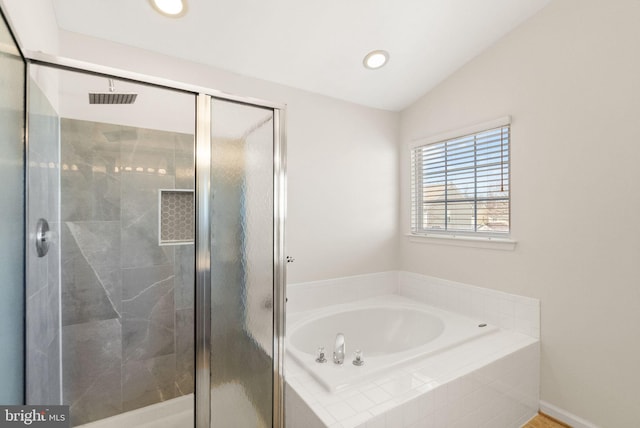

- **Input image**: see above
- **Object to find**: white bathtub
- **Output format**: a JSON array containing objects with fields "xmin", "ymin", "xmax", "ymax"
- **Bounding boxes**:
[{"xmin": 287, "ymin": 294, "xmax": 499, "ymax": 392}]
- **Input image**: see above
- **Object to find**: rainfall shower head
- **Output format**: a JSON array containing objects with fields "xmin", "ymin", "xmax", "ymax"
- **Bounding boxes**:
[{"xmin": 89, "ymin": 79, "xmax": 138, "ymax": 105}]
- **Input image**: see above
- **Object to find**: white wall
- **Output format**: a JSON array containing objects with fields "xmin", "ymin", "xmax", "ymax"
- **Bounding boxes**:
[
  {"xmin": 399, "ymin": 0, "xmax": 640, "ymax": 426},
  {"xmin": 0, "ymin": 0, "xmax": 58, "ymax": 55},
  {"xmin": 56, "ymin": 31, "xmax": 400, "ymax": 284},
  {"xmin": 0, "ymin": 0, "xmax": 60, "ymax": 112}
]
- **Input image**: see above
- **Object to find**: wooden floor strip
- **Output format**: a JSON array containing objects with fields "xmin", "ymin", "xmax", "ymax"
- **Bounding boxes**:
[{"xmin": 522, "ymin": 412, "xmax": 572, "ymax": 428}]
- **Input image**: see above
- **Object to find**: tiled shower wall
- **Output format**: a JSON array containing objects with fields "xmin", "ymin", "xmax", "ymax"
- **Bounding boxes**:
[{"xmin": 59, "ymin": 118, "xmax": 194, "ymax": 426}]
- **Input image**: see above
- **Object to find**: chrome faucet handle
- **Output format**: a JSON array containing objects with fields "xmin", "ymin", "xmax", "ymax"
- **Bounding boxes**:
[
  {"xmin": 315, "ymin": 347, "xmax": 327, "ymax": 363},
  {"xmin": 352, "ymin": 349, "xmax": 365, "ymax": 366},
  {"xmin": 333, "ymin": 333, "xmax": 345, "ymax": 364}
]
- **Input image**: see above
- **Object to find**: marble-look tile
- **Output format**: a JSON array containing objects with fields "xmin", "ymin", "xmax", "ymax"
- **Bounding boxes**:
[
  {"xmin": 99, "ymin": 126, "xmax": 139, "ymax": 144},
  {"xmin": 69, "ymin": 364, "xmax": 123, "ymax": 426},
  {"xmin": 62, "ymin": 319, "xmax": 122, "ymax": 425},
  {"xmin": 27, "ymin": 109, "xmax": 60, "ymax": 231},
  {"xmin": 41, "ymin": 110, "xmax": 60, "ymax": 229},
  {"xmin": 27, "ymin": 150, "xmax": 50, "ymax": 226},
  {"xmin": 121, "ymin": 172, "xmax": 174, "ymax": 268},
  {"xmin": 61, "ymin": 119, "xmax": 121, "ymax": 222},
  {"xmin": 25, "ymin": 266, "xmax": 61, "ymax": 404},
  {"xmin": 122, "ymin": 265, "xmax": 175, "ymax": 361},
  {"xmin": 27, "ymin": 286, "xmax": 55, "ymax": 358},
  {"xmin": 121, "ymin": 127, "xmax": 176, "ymax": 177},
  {"xmin": 60, "ymin": 171, "xmax": 120, "ymax": 222},
  {"xmin": 47, "ymin": 222, "xmax": 61, "ymax": 310},
  {"xmin": 26, "ymin": 333, "xmax": 48, "ymax": 405},
  {"xmin": 175, "ymin": 308, "xmax": 194, "ymax": 396},
  {"xmin": 46, "ymin": 162, "xmax": 60, "ymax": 228},
  {"xmin": 174, "ymin": 133, "xmax": 195, "ymax": 190},
  {"xmin": 47, "ymin": 331, "xmax": 62, "ymax": 405},
  {"xmin": 54, "ymin": 119, "xmax": 201, "ymax": 421},
  {"xmin": 29, "ymin": 109, "xmax": 59, "ymax": 163},
  {"xmin": 46, "ymin": 234, "xmax": 62, "ymax": 404},
  {"xmin": 27, "ymin": 248, "xmax": 48, "ymax": 298},
  {"xmin": 61, "ymin": 223, "xmax": 119, "ymax": 326},
  {"xmin": 122, "ymin": 354, "xmax": 177, "ymax": 412},
  {"xmin": 174, "ymin": 244, "xmax": 194, "ymax": 310},
  {"xmin": 68, "ymin": 361, "xmax": 122, "ymax": 426},
  {"xmin": 66, "ymin": 221, "xmax": 122, "ymax": 314}
]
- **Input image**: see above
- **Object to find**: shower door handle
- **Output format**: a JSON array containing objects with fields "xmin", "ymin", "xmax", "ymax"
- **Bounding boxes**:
[{"xmin": 35, "ymin": 218, "xmax": 50, "ymax": 257}]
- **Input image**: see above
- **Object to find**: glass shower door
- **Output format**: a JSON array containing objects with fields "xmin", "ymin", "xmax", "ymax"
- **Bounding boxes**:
[
  {"xmin": 208, "ymin": 98, "xmax": 278, "ymax": 427},
  {"xmin": 26, "ymin": 64, "xmax": 197, "ymax": 427},
  {"xmin": 24, "ymin": 65, "xmax": 285, "ymax": 428}
]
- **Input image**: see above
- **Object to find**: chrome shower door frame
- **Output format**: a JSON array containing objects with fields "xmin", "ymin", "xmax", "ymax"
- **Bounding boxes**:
[
  {"xmin": 16, "ymin": 55, "xmax": 286, "ymax": 428},
  {"xmin": 272, "ymin": 107, "xmax": 287, "ymax": 428},
  {"xmin": 195, "ymin": 94, "xmax": 212, "ymax": 428},
  {"xmin": 195, "ymin": 93, "xmax": 287, "ymax": 428}
]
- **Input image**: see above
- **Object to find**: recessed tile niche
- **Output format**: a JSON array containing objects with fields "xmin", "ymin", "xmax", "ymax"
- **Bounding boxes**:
[{"xmin": 159, "ymin": 190, "xmax": 194, "ymax": 245}]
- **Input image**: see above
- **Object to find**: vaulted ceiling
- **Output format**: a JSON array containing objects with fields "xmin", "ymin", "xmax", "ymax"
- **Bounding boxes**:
[
  {"xmin": 28, "ymin": 0, "xmax": 551, "ymax": 111},
  {"xmin": 51, "ymin": 0, "xmax": 549, "ymax": 110}
]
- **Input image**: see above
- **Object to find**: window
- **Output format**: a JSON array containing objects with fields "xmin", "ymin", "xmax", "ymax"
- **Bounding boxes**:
[{"xmin": 411, "ymin": 122, "xmax": 510, "ymax": 236}]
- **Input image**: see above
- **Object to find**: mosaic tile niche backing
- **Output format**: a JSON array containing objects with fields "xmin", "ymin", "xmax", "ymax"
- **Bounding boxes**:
[{"xmin": 160, "ymin": 190, "xmax": 194, "ymax": 244}]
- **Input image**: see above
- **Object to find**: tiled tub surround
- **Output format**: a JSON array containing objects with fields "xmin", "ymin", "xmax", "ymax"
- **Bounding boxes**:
[
  {"xmin": 60, "ymin": 118, "xmax": 195, "ymax": 426},
  {"xmin": 285, "ymin": 271, "xmax": 540, "ymax": 428},
  {"xmin": 287, "ymin": 271, "xmax": 540, "ymax": 340}
]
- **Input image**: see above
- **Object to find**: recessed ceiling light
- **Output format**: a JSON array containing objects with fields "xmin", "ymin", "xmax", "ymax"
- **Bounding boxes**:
[
  {"xmin": 363, "ymin": 50, "xmax": 389, "ymax": 70},
  {"xmin": 149, "ymin": 0, "xmax": 187, "ymax": 17}
]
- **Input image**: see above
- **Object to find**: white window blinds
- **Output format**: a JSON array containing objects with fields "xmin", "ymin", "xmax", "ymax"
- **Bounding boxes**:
[{"xmin": 411, "ymin": 125, "xmax": 510, "ymax": 235}]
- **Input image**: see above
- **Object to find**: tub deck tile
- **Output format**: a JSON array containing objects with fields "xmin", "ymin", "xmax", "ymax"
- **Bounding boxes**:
[{"xmin": 286, "ymin": 295, "xmax": 539, "ymax": 428}]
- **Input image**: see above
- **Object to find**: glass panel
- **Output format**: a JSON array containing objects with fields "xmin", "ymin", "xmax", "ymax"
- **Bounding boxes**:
[
  {"xmin": 26, "ymin": 64, "xmax": 62, "ymax": 406},
  {"xmin": 0, "ymin": 14, "xmax": 25, "ymax": 404},
  {"xmin": 27, "ymin": 65, "xmax": 197, "ymax": 426},
  {"xmin": 210, "ymin": 99, "xmax": 274, "ymax": 427}
]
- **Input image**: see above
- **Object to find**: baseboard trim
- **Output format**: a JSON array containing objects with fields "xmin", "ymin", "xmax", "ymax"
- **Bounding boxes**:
[{"xmin": 539, "ymin": 401, "xmax": 600, "ymax": 428}]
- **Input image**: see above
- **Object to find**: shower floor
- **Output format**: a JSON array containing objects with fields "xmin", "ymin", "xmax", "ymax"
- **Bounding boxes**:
[
  {"xmin": 76, "ymin": 394, "xmax": 193, "ymax": 428},
  {"xmin": 75, "ymin": 383, "xmax": 266, "ymax": 428}
]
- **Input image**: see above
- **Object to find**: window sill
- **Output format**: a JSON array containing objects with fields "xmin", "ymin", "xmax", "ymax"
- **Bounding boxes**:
[{"xmin": 405, "ymin": 233, "xmax": 517, "ymax": 251}]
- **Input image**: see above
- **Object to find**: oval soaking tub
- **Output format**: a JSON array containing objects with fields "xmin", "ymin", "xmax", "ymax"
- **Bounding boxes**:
[{"xmin": 287, "ymin": 295, "xmax": 498, "ymax": 391}]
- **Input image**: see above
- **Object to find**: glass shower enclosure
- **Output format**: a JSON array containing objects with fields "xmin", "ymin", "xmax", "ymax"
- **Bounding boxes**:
[
  {"xmin": 22, "ymin": 60, "xmax": 285, "ymax": 428},
  {"xmin": 0, "ymin": 8, "xmax": 26, "ymax": 406}
]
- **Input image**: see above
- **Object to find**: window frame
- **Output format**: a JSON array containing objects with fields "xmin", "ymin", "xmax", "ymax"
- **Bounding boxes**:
[{"xmin": 409, "ymin": 116, "xmax": 512, "ymax": 239}]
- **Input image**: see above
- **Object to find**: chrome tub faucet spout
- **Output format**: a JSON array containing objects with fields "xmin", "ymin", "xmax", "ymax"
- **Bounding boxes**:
[{"xmin": 333, "ymin": 333, "xmax": 345, "ymax": 364}]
